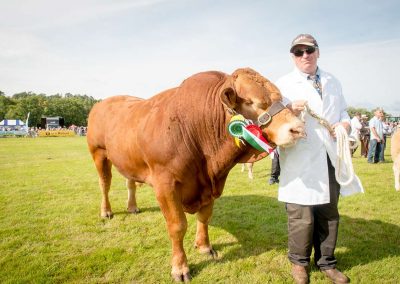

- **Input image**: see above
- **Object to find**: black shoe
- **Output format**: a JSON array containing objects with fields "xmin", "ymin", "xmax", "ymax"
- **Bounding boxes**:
[{"xmin": 269, "ymin": 177, "xmax": 279, "ymax": 185}]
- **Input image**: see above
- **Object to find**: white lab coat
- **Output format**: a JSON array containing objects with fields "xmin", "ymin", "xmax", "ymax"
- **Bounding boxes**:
[{"xmin": 276, "ymin": 68, "xmax": 364, "ymax": 205}]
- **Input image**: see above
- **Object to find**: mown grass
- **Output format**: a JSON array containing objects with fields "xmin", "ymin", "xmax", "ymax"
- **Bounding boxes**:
[{"xmin": 1, "ymin": 137, "xmax": 399, "ymax": 283}]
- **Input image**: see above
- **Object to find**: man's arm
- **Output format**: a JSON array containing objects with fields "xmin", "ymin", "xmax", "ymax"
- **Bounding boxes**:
[{"xmin": 370, "ymin": 126, "xmax": 381, "ymax": 142}]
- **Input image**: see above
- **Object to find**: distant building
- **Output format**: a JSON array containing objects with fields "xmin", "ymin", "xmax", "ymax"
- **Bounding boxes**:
[{"xmin": 41, "ymin": 116, "xmax": 65, "ymax": 129}]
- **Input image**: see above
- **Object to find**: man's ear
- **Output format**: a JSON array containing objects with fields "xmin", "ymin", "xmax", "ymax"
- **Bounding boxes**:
[{"xmin": 219, "ymin": 87, "xmax": 237, "ymax": 109}]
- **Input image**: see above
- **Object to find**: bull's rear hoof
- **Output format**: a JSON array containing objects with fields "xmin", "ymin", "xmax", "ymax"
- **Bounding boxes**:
[
  {"xmin": 172, "ymin": 272, "xmax": 192, "ymax": 282},
  {"xmin": 208, "ymin": 248, "xmax": 218, "ymax": 259},
  {"xmin": 195, "ymin": 245, "xmax": 219, "ymax": 259},
  {"xmin": 101, "ymin": 212, "xmax": 114, "ymax": 219}
]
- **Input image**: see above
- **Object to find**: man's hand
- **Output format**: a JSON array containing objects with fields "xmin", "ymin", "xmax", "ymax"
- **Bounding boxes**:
[
  {"xmin": 331, "ymin": 121, "xmax": 351, "ymax": 138},
  {"xmin": 288, "ymin": 100, "xmax": 307, "ymax": 116}
]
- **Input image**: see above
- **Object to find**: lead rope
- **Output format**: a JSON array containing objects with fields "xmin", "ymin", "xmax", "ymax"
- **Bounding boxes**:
[{"xmin": 303, "ymin": 104, "xmax": 355, "ymax": 186}]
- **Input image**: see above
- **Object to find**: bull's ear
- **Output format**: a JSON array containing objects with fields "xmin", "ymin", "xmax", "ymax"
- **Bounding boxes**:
[{"xmin": 220, "ymin": 87, "xmax": 237, "ymax": 109}]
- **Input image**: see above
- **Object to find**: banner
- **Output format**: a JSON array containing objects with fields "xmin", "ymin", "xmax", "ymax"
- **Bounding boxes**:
[{"xmin": 38, "ymin": 130, "xmax": 76, "ymax": 137}]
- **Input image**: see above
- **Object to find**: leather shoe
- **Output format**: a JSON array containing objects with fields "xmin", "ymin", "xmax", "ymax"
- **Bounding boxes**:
[
  {"xmin": 321, "ymin": 268, "xmax": 350, "ymax": 283},
  {"xmin": 291, "ymin": 264, "xmax": 309, "ymax": 284},
  {"xmin": 268, "ymin": 177, "xmax": 279, "ymax": 185}
]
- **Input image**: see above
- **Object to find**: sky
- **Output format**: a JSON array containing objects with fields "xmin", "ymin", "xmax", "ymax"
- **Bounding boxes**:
[{"xmin": 1, "ymin": 0, "xmax": 399, "ymax": 115}]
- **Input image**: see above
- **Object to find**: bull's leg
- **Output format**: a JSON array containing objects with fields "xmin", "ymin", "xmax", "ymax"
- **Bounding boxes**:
[
  {"xmin": 195, "ymin": 200, "xmax": 218, "ymax": 258},
  {"xmin": 247, "ymin": 162, "xmax": 254, "ymax": 179},
  {"xmin": 126, "ymin": 179, "xmax": 140, "ymax": 213},
  {"xmin": 155, "ymin": 187, "xmax": 191, "ymax": 282},
  {"xmin": 93, "ymin": 149, "xmax": 113, "ymax": 218},
  {"xmin": 394, "ymin": 160, "xmax": 400, "ymax": 191}
]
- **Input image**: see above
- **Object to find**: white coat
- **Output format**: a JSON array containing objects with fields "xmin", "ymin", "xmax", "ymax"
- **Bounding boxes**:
[{"xmin": 276, "ymin": 68, "xmax": 364, "ymax": 205}]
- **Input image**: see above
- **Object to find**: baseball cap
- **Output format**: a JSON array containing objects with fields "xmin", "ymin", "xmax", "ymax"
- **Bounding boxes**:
[{"xmin": 290, "ymin": 34, "xmax": 319, "ymax": 53}]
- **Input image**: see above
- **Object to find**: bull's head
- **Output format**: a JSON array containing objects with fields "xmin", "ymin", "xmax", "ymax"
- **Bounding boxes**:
[{"xmin": 220, "ymin": 68, "xmax": 305, "ymax": 148}]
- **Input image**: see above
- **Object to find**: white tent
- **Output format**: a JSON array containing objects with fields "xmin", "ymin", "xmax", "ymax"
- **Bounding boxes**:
[{"xmin": 0, "ymin": 119, "xmax": 25, "ymax": 126}]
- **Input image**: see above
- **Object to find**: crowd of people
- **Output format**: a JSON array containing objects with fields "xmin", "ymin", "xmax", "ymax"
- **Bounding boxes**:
[
  {"xmin": 350, "ymin": 109, "xmax": 399, "ymax": 162},
  {"xmin": 25, "ymin": 126, "xmax": 87, "ymax": 137}
]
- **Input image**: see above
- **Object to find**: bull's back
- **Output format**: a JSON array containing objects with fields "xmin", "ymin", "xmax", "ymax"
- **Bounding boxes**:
[
  {"xmin": 391, "ymin": 129, "xmax": 400, "ymax": 158},
  {"xmin": 87, "ymin": 95, "xmax": 143, "ymax": 151}
]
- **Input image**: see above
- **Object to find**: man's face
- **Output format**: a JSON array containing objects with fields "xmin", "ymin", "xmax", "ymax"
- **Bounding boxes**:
[
  {"xmin": 292, "ymin": 44, "xmax": 319, "ymax": 75},
  {"xmin": 375, "ymin": 110, "xmax": 383, "ymax": 118}
]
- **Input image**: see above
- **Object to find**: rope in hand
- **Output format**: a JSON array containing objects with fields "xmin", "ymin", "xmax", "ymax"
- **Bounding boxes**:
[{"xmin": 303, "ymin": 103, "xmax": 355, "ymax": 186}]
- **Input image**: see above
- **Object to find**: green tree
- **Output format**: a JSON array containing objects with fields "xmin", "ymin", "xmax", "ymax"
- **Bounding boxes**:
[{"xmin": 0, "ymin": 92, "xmax": 14, "ymax": 121}]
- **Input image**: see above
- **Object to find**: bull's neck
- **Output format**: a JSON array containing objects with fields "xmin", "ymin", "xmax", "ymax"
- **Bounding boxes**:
[{"xmin": 191, "ymin": 91, "xmax": 247, "ymax": 179}]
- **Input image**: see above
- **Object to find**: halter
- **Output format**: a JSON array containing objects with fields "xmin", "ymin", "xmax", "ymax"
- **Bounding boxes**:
[
  {"xmin": 227, "ymin": 101, "xmax": 286, "ymax": 155},
  {"xmin": 257, "ymin": 101, "xmax": 286, "ymax": 127}
]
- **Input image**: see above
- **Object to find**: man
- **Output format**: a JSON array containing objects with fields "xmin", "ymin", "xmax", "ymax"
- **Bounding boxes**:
[
  {"xmin": 359, "ymin": 114, "xmax": 370, "ymax": 157},
  {"xmin": 367, "ymin": 108, "xmax": 384, "ymax": 163},
  {"xmin": 381, "ymin": 115, "xmax": 389, "ymax": 162},
  {"xmin": 275, "ymin": 34, "xmax": 363, "ymax": 284},
  {"xmin": 350, "ymin": 112, "xmax": 362, "ymax": 156}
]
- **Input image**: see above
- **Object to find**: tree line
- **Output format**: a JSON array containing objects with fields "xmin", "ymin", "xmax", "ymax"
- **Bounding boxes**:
[
  {"xmin": 0, "ymin": 91, "xmax": 99, "ymax": 127},
  {"xmin": 0, "ymin": 91, "xmax": 390, "ymax": 127}
]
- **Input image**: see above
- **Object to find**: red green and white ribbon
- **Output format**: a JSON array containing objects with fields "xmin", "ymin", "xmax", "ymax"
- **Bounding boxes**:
[
  {"xmin": 242, "ymin": 125, "xmax": 275, "ymax": 154},
  {"xmin": 227, "ymin": 115, "xmax": 275, "ymax": 156}
]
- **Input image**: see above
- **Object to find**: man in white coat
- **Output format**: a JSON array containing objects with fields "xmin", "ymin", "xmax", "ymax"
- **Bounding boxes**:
[
  {"xmin": 350, "ymin": 112, "xmax": 362, "ymax": 155},
  {"xmin": 276, "ymin": 34, "xmax": 361, "ymax": 284}
]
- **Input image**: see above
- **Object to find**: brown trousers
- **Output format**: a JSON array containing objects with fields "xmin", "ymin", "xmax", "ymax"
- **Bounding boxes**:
[{"xmin": 285, "ymin": 156, "xmax": 340, "ymax": 269}]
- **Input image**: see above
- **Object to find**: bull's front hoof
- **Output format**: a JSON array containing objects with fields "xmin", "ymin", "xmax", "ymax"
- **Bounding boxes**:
[{"xmin": 172, "ymin": 272, "xmax": 192, "ymax": 282}]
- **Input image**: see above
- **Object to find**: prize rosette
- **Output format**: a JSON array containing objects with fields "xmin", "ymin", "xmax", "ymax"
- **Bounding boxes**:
[
  {"xmin": 242, "ymin": 124, "xmax": 275, "ymax": 154},
  {"xmin": 227, "ymin": 114, "xmax": 275, "ymax": 155}
]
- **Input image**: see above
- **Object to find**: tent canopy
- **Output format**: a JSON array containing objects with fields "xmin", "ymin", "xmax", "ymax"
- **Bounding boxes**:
[{"xmin": 0, "ymin": 119, "xmax": 25, "ymax": 126}]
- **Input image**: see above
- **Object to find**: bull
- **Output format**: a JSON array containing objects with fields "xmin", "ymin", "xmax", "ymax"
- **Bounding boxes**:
[{"xmin": 87, "ymin": 68, "xmax": 305, "ymax": 281}]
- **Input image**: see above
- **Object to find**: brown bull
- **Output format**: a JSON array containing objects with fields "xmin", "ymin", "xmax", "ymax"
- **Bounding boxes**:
[{"xmin": 87, "ymin": 68, "xmax": 305, "ymax": 281}]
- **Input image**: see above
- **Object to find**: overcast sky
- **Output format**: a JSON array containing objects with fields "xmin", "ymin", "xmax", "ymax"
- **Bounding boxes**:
[{"xmin": 1, "ymin": 0, "xmax": 399, "ymax": 115}]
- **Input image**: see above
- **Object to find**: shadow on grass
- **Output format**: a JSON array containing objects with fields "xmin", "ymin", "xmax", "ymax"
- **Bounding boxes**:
[
  {"xmin": 188, "ymin": 194, "xmax": 287, "ymax": 276},
  {"xmin": 337, "ymin": 215, "xmax": 400, "ymax": 268},
  {"xmin": 112, "ymin": 206, "xmax": 160, "ymax": 216},
  {"xmin": 189, "ymin": 194, "xmax": 400, "ymax": 275}
]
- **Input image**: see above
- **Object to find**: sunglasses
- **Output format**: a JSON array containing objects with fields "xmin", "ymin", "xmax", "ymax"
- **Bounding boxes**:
[{"xmin": 293, "ymin": 46, "xmax": 317, "ymax": 57}]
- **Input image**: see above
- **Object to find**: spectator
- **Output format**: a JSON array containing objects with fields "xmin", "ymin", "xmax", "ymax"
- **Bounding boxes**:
[
  {"xmin": 268, "ymin": 150, "xmax": 280, "ymax": 185},
  {"xmin": 359, "ymin": 115, "xmax": 370, "ymax": 157},
  {"xmin": 367, "ymin": 108, "xmax": 384, "ymax": 163},
  {"xmin": 350, "ymin": 112, "xmax": 362, "ymax": 156}
]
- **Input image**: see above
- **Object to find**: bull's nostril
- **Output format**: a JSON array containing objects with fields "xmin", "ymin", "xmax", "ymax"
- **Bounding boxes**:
[{"xmin": 290, "ymin": 126, "xmax": 306, "ymax": 138}]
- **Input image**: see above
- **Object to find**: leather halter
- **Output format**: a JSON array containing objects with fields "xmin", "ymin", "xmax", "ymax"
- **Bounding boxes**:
[{"xmin": 257, "ymin": 101, "xmax": 286, "ymax": 127}]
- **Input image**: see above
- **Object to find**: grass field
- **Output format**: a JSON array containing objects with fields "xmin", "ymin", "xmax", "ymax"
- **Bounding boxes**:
[{"xmin": 1, "ymin": 136, "xmax": 399, "ymax": 283}]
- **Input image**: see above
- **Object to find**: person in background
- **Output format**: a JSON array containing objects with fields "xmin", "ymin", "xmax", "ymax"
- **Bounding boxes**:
[
  {"xmin": 268, "ymin": 150, "xmax": 280, "ymax": 185},
  {"xmin": 350, "ymin": 112, "xmax": 362, "ymax": 156},
  {"xmin": 275, "ymin": 34, "xmax": 362, "ymax": 284},
  {"xmin": 367, "ymin": 108, "xmax": 384, "ymax": 163},
  {"xmin": 381, "ymin": 116, "xmax": 390, "ymax": 162},
  {"xmin": 359, "ymin": 115, "xmax": 370, "ymax": 157}
]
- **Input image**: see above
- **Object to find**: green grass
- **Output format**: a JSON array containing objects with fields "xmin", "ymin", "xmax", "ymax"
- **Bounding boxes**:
[{"xmin": 1, "ymin": 137, "xmax": 399, "ymax": 283}]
